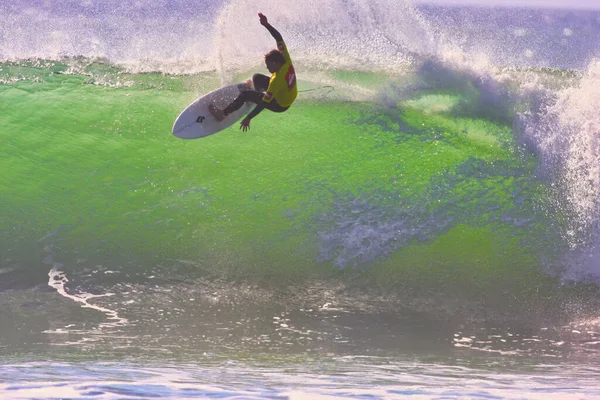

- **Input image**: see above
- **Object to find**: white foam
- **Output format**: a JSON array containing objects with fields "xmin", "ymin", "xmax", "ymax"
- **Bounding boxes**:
[
  {"xmin": 0, "ymin": 8, "xmax": 215, "ymax": 74},
  {"xmin": 1, "ymin": 0, "xmax": 435, "ymax": 76},
  {"xmin": 42, "ymin": 240, "xmax": 128, "ymax": 331},
  {"xmin": 517, "ymin": 60, "xmax": 600, "ymax": 281},
  {"xmin": 47, "ymin": 267, "xmax": 128, "ymax": 330}
]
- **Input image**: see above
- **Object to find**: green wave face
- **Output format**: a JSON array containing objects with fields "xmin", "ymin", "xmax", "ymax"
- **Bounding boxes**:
[{"xmin": 2, "ymin": 61, "xmax": 562, "ymax": 293}]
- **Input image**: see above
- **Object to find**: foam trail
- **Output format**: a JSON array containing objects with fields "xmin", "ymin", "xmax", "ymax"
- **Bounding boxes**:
[
  {"xmin": 47, "ymin": 266, "xmax": 128, "ymax": 329},
  {"xmin": 43, "ymin": 242, "xmax": 128, "ymax": 330}
]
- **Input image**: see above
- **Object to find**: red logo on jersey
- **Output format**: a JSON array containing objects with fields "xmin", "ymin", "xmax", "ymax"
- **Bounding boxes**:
[{"xmin": 285, "ymin": 65, "xmax": 296, "ymax": 90}]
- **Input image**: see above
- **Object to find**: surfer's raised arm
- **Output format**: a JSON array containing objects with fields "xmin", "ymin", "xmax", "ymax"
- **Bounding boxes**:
[
  {"xmin": 208, "ymin": 12, "xmax": 297, "ymax": 132},
  {"xmin": 258, "ymin": 13, "xmax": 283, "ymax": 43}
]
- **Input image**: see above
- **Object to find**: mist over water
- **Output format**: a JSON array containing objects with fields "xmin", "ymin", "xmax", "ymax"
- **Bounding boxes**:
[
  {"xmin": 2, "ymin": 0, "xmax": 598, "ymax": 72},
  {"xmin": 0, "ymin": 1, "xmax": 218, "ymax": 73},
  {"xmin": 214, "ymin": 0, "xmax": 435, "ymax": 77}
]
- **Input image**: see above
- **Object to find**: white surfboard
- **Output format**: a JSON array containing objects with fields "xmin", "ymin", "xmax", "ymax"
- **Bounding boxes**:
[{"xmin": 172, "ymin": 82, "xmax": 254, "ymax": 139}]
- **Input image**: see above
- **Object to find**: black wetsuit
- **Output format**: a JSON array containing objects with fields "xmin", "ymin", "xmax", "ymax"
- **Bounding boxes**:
[{"xmin": 223, "ymin": 23, "xmax": 290, "ymax": 119}]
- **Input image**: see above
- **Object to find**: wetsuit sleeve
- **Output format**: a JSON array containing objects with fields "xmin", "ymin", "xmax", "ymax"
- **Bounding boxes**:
[
  {"xmin": 276, "ymin": 40, "xmax": 291, "ymax": 64},
  {"xmin": 264, "ymin": 23, "xmax": 283, "ymax": 43},
  {"xmin": 246, "ymin": 103, "xmax": 266, "ymax": 119}
]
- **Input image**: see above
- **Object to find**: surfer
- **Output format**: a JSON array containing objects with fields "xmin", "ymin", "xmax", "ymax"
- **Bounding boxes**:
[{"xmin": 209, "ymin": 12, "xmax": 297, "ymax": 132}]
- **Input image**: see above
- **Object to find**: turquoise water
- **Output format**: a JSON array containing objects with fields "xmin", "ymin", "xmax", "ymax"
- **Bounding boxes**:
[
  {"xmin": 1, "ymin": 61, "xmax": 567, "ymax": 304},
  {"xmin": 2, "ymin": 1, "xmax": 600, "ymax": 398}
]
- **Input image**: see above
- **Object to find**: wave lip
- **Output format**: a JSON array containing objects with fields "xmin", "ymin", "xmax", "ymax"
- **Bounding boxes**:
[{"xmin": 516, "ymin": 60, "xmax": 600, "ymax": 282}]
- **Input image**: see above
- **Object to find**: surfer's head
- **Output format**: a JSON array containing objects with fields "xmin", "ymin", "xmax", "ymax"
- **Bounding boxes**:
[{"xmin": 265, "ymin": 50, "xmax": 285, "ymax": 73}]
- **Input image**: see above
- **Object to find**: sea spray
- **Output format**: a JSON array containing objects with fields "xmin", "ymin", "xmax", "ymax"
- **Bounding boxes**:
[
  {"xmin": 213, "ymin": 0, "xmax": 435, "ymax": 83},
  {"xmin": 516, "ymin": 60, "xmax": 600, "ymax": 281},
  {"xmin": 0, "ymin": 1, "xmax": 216, "ymax": 74}
]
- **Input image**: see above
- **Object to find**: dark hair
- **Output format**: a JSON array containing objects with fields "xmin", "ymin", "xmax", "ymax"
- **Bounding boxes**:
[{"xmin": 265, "ymin": 49, "xmax": 285, "ymax": 65}]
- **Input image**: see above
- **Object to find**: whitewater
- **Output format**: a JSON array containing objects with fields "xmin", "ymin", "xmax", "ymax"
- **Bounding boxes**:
[{"xmin": 1, "ymin": 0, "xmax": 600, "ymax": 398}]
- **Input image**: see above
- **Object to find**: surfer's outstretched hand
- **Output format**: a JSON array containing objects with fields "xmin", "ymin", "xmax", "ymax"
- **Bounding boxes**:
[
  {"xmin": 258, "ymin": 12, "xmax": 268, "ymax": 26},
  {"xmin": 240, "ymin": 117, "xmax": 251, "ymax": 132}
]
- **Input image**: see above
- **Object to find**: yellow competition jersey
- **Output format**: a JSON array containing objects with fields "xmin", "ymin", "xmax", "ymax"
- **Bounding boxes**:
[{"xmin": 263, "ymin": 40, "xmax": 297, "ymax": 108}]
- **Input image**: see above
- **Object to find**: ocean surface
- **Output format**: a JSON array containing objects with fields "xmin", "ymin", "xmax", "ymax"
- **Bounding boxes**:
[{"xmin": 2, "ymin": 0, "xmax": 600, "ymax": 398}]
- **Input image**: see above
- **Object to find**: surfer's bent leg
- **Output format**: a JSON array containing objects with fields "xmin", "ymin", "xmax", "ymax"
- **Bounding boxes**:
[
  {"xmin": 263, "ymin": 101, "xmax": 288, "ymax": 113},
  {"xmin": 223, "ymin": 91, "xmax": 263, "ymax": 116},
  {"xmin": 252, "ymin": 74, "xmax": 270, "ymax": 92},
  {"xmin": 223, "ymin": 89, "xmax": 289, "ymax": 117}
]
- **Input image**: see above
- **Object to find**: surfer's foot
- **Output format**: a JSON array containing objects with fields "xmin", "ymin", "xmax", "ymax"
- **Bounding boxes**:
[
  {"xmin": 209, "ymin": 104, "xmax": 225, "ymax": 121},
  {"xmin": 238, "ymin": 79, "xmax": 254, "ymax": 92}
]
